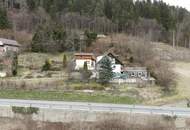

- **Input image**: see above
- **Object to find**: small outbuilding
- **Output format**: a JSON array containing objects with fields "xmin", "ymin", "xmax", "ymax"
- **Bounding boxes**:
[{"xmin": 0, "ymin": 38, "xmax": 21, "ymax": 55}]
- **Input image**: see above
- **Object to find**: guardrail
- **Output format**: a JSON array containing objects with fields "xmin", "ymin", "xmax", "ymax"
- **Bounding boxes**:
[{"xmin": 0, "ymin": 99, "xmax": 190, "ymax": 117}]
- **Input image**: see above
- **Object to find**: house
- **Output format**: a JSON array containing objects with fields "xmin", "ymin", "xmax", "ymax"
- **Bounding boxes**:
[
  {"xmin": 0, "ymin": 38, "xmax": 21, "ymax": 55},
  {"xmin": 96, "ymin": 52, "xmax": 124, "ymax": 74},
  {"xmin": 74, "ymin": 53, "xmax": 96, "ymax": 70}
]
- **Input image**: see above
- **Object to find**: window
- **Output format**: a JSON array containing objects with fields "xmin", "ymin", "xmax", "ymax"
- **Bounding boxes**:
[
  {"xmin": 112, "ymin": 65, "xmax": 116, "ymax": 69},
  {"xmin": 138, "ymin": 72, "xmax": 143, "ymax": 78}
]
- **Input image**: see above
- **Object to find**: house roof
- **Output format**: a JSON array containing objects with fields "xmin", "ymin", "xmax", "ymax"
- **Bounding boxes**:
[
  {"xmin": 74, "ymin": 53, "xmax": 94, "ymax": 56},
  {"xmin": 0, "ymin": 38, "xmax": 20, "ymax": 47},
  {"xmin": 96, "ymin": 52, "xmax": 124, "ymax": 65},
  {"xmin": 123, "ymin": 67, "xmax": 147, "ymax": 71},
  {"xmin": 74, "ymin": 53, "xmax": 96, "ymax": 60},
  {"xmin": 107, "ymin": 52, "xmax": 124, "ymax": 65}
]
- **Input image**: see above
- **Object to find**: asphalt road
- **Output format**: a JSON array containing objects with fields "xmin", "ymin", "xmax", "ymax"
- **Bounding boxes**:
[{"xmin": 0, "ymin": 99, "xmax": 190, "ymax": 117}]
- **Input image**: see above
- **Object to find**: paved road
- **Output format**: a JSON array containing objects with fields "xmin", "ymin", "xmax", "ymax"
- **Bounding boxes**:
[{"xmin": 0, "ymin": 99, "xmax": 190, "ymax": 117}]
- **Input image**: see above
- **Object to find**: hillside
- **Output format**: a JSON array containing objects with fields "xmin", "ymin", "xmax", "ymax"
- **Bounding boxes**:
[{"xmin": 0, "ymin": 0, "xmax": 190, "ymax": 51}]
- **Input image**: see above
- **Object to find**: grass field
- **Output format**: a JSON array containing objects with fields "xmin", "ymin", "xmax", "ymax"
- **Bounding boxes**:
[
  {"xmin": 144, "ymin": 61, "xmax": 190, "ymax": 106},
  {"xmin": 173, "ymin": 62, "xmax": 190, "ymax": 99},
  {"xmin": 0, "ymin": 90, "xmax": 139, "ymax": 104}
]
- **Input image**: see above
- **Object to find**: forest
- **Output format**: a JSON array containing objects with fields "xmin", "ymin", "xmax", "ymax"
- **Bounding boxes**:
[{"xmin": 0, "ymin": 0, "xmax": 190, "ymax": 51}]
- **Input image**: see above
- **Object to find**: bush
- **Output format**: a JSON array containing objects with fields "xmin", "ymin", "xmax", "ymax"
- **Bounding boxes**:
[
  {"xmin": 12, "ymin": 106, "xmax": 39, "ymax": 115},
  {"xmin": 12, "ymin": 54, "xmax": 18, "ymax": 76},
  {"xmin": 0, "ymin": 8, "xmax": 10, "ymax": 29},
  {"xmin": 84, "ymin": 31, "xmax": 97, "ymax": 47},
  {"xmin": 42, "ymin": 59, "xmax": 52, "ymax": 71},
  {"xmin": 148, "ymin": 60, "xmax": 176, "ymax": 91}
]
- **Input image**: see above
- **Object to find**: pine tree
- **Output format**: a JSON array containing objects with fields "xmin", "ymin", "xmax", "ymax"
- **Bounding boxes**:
[
  {"xmin": 12, "ymin": 53, "xmax": 18, "ymax": 76},
  {"xmin": 83, "ymin": 61, "xmax": 88, "ymax": 71},
  {"xmin": 98, "ymin": 56, "xmax": 113, "ymax": 84},
  {"xmin": 63, "ymin": 54, "xmax": 67, "ymax": 68},
  {"xmin": 82, "ymin": 62, "xmax": 91, "ymax": 82}
]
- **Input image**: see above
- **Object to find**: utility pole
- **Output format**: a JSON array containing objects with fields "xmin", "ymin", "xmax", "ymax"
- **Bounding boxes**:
[{"xmin": 172, "ymin": 30, "xmax": 175, "ymax": 48}]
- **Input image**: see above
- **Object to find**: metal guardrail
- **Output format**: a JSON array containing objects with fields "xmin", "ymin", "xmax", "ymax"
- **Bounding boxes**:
[{"xmin": 0, "ymin": 99, "xmax": 190, "ymax": 117}]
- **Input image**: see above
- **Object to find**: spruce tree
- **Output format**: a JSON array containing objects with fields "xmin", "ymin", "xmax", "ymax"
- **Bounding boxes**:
[
  {"xmin": 12, "ymin": 53, "xmax": 18, "ymax": 76},
  {"xmin": 82, "ymin": 61, "xmax": 91, "ymax": 82},
  {"xmin": 63, "ymin": 54, "xmax": 67, "ymax": 68},
  {"xmin": 83, "ymin": 61, "xmax": 88, "ymax": 71},
  {"xmin": 98, "ymin": 56, "xmax": 113, "ymax": 85}
]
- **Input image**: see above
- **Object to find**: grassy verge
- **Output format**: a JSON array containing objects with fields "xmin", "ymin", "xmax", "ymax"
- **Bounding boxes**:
[{"xmin": 0, "ymin": 90, "xmax": 138, "ymax": 104}]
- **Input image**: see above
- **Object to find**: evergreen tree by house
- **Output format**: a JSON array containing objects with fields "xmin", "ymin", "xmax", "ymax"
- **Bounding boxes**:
[
  {"xmin": 63, "ymin": 54, "xmax": 67, "ymax": 68},
  {"xmin": 83, "ymin": 61, "xmax": 88, "ymax": 71},
  {"xmin": 98, "ymin": 56, "xmax": 113, "ymax": 85},
  {"xmin": 82, "ymin": 61, "xmax": 92, "ymax": 82},
  {"xmin": 12, "ymin": 53, "xmax": 18, "ymax": 76}
]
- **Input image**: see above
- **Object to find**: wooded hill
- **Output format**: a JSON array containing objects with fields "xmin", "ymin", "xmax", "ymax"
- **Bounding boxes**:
[{"xmin": 0, "ymin": 0, "xmax": 190, "ymax": 50}]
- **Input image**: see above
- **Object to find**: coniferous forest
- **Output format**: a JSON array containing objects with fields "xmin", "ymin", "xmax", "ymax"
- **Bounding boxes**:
[{"xmin": 0, "ymin": 0, "xmax": 190, "ymax": 51}]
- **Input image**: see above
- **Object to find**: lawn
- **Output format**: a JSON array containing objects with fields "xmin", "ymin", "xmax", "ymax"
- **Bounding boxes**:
[{"xmin": 0, "ymin": 90, "xmax": 139, "ymax": 104}]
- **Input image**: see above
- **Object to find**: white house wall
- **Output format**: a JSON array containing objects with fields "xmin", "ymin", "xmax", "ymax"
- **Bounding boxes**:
[
  {"xmin": 112, "ymin": 64, "xmax": 122, "ymax": 74},
  {"xmin": 75, "ymin": 59, "xmax": 95, "ymax": 70}
]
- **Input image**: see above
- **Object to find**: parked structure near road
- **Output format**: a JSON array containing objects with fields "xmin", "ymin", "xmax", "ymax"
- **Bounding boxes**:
[
  {"xmin": 0, "ymin": 38, "xmax": 20, "ymax": 55},
  {"xmin": 111, "ymin": 67, "xmax": 155, "ymax": 84},
  {"xmin": 74, "ymin": 53, "xmax": 96, "ymax": 70},
  {"xmin": 122, "ymin": 67, "xmax": 148, "ymax": 79}
]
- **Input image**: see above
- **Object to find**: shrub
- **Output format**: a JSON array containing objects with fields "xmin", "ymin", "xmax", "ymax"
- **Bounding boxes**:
[
  {"xmin": 0, "ymin": 8, "xmax": 10, "ymax": 29},
  {"xmin": 149, "ymin": 60, "xmax": 176, "ymax": 91},
  {"xmin": 81, "ymin": 62, "xmax": 92, "ymax": 82},
  {"xmin": 63, "ymin": 54, "xmax": 67, "ymax": 68},
  {"xmin": 42, "ymin": 59, "xmax": 51, "ymax": 71},
  {"xmin": 84, "ymin": 31, "xmax": 97, "ymax": 47},
  {"xmin": 12, "ymin": 106, "xmax": 39, "ymax": 115},
  {"xmin": 12, "ymin": 54, "xmax": 18, "ymax": 76}
]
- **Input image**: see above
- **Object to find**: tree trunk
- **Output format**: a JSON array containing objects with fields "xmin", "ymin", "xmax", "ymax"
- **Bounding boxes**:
[{"xmin": 172, "ymin": 30, "xmax": 175, "ymax": 48}]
